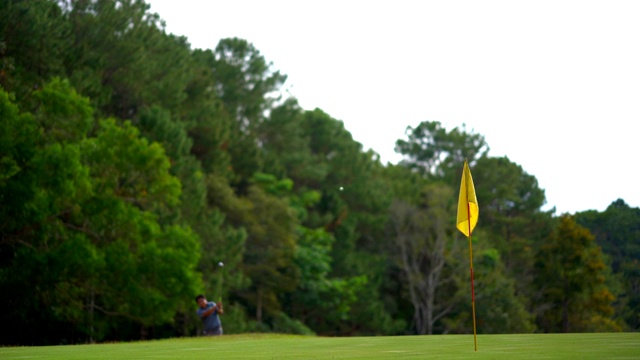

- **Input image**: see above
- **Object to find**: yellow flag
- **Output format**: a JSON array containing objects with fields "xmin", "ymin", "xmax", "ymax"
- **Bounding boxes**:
[{"xmin": 456, "ymin": 160, "xmax": 479, "ymax": 236}]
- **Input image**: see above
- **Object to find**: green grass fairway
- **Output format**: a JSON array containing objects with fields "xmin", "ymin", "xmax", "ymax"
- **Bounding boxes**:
[{"xmin": 1, "ymin": 333, "xmax": 638, "ymax": 359}]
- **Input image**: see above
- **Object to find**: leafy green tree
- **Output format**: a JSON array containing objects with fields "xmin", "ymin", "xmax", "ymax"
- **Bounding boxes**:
[
  {"xmin": 388, "ymin": 184, "xmax": 457, "ymax": 334},
  {"xmin": 576, "ymin": 199, "xmax": 640, "ymax": 330},
  {"xmin": 395, "ymin": 121, "xmax": 488, "ymax": 184},
  {"xmin": 534, "ymin": 215, "xmax": 620, "ymax": 332},
  {"xmin": 32, "ymin": 77, "xmax": 94, "ymax": 143},
  {"xmin": 212, "ymin": 37, "xmax": 287, "ymax": 133},
  {"xmin": 472, "ymin": 248, "xmax": 535, "ymax": 333},
  {"xmin": 286, "ymin": 228, "xmax": 347, "ymax": 319},
  {"xmin": 300, "ymin": 108, "xmax": 391, "ymax": 251},
  {"xmin": 241, "ymin": 185, "xmax": 298, "ymax": 322},
  {"xmin": 205, "ymin": 172, "xmax": 297, "ymax": 323},
  {"xmin": 260, "ymin": 98, "xmax": 323, "ymax": 185},
  {"xmin": 442, "ymin": 242, "xmax": 536, "ymax": 334},
  {"xmin": 258, "ymin": 103, "xmax": 401, "ymax": 335},
  {"xmin": 282, "ymin": 215, "xmax": 374, "ymax": 335},
  {"xmin": 473, "ymin": 156, "xmax": 552, "ymax": 299},
  {"xmin": 200, "ymin": 173, "xmax": 249, "ymax": 329},
  {"xmin": 0, "ymin": 82, "xmax": 89, "ymax": 344},
  {"xmin": 185, "ymin": 49, "xmax": 232, "ymax": 177},
  {"xmin": 0, "ymin": 78, "xmax": 93, "ymax": 249},
  {"xmin": 211, "ymin": 37, "xmax": 288, "ymax": 185},
  {"xmin": 381, "ymin": 164, "xmax": 425, "ymax": 204},
  {"xmin": 0, "ymin": 0, "xmax": 70, "ymax": 96},
  {"xmin": 260, "ymin": 99, "xmax": 393, "ymax": 334},
  {"xmin": 76, "ymin": 117, "xmax": 202, "ymax": 341},
  {"xmin": 0, "ymin": 81, "xmax": 202, "ymax": 344},
  {"xmin": 65, "ymin": 0, "xmax": 175, "ymax": 118},
  {"xmin": 295, "ymin": 108, "xmax": 399, "ymax": 335}
]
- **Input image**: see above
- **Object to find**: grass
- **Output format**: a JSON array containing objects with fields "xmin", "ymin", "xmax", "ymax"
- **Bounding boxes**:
[{"xmin": 1, "ymin": 333, "xmax": 638, "ymax": 359}]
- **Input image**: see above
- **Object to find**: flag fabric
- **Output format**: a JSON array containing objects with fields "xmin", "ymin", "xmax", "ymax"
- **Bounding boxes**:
[{"xmin": 456, "ymin": 160, "xmax": 479, "ymax": 236}]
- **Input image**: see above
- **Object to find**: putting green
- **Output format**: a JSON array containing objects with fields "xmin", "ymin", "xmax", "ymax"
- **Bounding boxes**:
[{"xmin": 1, "ymin": 333, "xmax": 638, "ymax": 359}]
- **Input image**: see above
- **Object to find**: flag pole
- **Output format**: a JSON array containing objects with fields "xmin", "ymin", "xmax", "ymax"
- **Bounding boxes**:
[
  {"xmin": 457, "ymin": 159, "xmax": 479, "ymax": 351},
  {"xmin": 467, "ymin": 202, "xmax": 478, "ymax": 352}
]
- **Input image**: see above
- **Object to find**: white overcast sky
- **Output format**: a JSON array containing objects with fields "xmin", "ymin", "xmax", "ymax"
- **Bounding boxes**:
[{"xmin": 146, "ymin": 0, "xmax": 640, "ymax": 215}]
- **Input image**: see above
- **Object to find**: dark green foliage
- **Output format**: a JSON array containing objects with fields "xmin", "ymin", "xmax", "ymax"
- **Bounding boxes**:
[
  {"xmin": 395, "ymin": 120, "xmax": 488, "ymax": 184},
  {"xmin": 575, "ymin": 199, "xmax": 640, "ymax": 330},
  {"xmin": 472, "ymin": 248, "xmax": 536, "ymax": 333},
  {"xmin": 211, "ymin": 37, "xmax": 287, "ymax": 186},
  {"xmin": 534, "ymin": 215, "xmax": 620, "ymax": 332},
  {"xmin": 473, "ymin": 156, "xmax": 553, "ymax": 299},
  {"xmin": 0, "ymin": 0, "xmax": 70, "ymax": 95},
  {"xmin": 0, "ymin": 82, "xmax": 201, "ymax": 344},
  {"xmin": 65, "ymin": 0, "xmax": 180, "ymax": 118},
  {"xmin": 185, "ymin": 49, "xmax": 232, "ymax": 176}
]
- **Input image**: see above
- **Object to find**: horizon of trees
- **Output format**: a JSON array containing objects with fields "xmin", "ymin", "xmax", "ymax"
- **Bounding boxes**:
[{"xmin": 1, "ymin": 0, "xmax": 637, "ymax": 345}]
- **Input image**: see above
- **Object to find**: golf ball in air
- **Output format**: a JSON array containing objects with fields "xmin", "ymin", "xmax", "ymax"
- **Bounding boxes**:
[
  {"xmin": 218, "ymin": 262, "xmax": 224, "ymax": 267},
  {"xmin": 339, "ymin": 187, "xmax": 344, "ymax": 191}
]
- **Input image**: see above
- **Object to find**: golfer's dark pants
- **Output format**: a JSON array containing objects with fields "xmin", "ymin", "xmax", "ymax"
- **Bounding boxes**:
[{"xmin": 203, "ymin": 326, "xmax": 223, "ymax": 336}]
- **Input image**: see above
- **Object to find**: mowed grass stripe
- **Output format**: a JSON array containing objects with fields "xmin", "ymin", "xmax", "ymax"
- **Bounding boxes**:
[{"xmin": 1, "ymin": 333, "xmax": 638, "ymax": 359}]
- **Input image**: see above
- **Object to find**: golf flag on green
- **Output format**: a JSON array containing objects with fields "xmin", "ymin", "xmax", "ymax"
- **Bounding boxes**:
[
  {"xmin": 456, "ymin": 159, "xmax": 479, "ymax": 352},
  {"xmin": 456, "ymin": 160, "xmax": 478, "ymax": 236}
]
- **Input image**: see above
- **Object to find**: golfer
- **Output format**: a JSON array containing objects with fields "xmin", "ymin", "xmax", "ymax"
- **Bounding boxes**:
[{"xmin": 195, "ymin": 294, "xmax": 224, "ymax": 335}]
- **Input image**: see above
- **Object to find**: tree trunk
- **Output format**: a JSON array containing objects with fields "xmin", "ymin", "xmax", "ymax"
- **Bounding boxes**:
[
  {"xmin": 89, "ymin": 288, "xmax": 95, "ymax": 343},
  {"xmin": 257, "ymin": 287, "xmax": 263, "ymax": 323},
  {"xmin": 391, "ymin": 198, "xmax": 450, "ymax": 335},
  {"xmin": 562, "ymin": 277, "xmax": 570, "ymax": 332}
]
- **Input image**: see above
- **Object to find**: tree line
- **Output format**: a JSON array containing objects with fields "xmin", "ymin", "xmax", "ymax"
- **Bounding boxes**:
[{"xmin": 1, "ymin": 0, "xmax": 638, "ymax": 345}]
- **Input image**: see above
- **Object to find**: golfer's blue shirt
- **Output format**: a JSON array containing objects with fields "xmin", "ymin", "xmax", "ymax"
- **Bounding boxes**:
[{"xmin": 197, "ymin": 301, "xmax": 221, "ymax": 330}]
